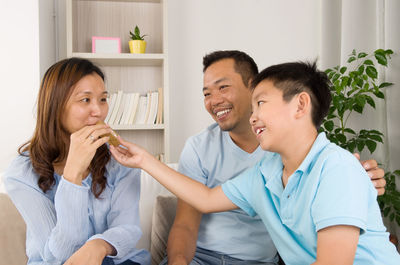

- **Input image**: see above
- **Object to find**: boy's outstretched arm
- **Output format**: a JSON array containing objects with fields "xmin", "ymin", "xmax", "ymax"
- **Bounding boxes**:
[
  {"xmin": 109, "ymin": 137, "xmax": 237, "ymax": 213},
  {"xmin": 312, "ymin": 225, "xmax": 359, "ymax": 265}
]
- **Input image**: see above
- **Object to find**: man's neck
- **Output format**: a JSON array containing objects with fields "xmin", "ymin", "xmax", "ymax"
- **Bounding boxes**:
[{"xmin": 228, "ymin": 125, "xmax": 259, "ymax": 153}]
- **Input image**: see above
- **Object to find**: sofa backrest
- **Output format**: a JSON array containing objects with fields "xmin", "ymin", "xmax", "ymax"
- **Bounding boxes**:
[
  {"xmin": 137, "ymin": 164, "xmax": 177, "ymax": 251},
  {"xmin": 0, "ymin": 193, "xmax": 28, "ymax": 265}
]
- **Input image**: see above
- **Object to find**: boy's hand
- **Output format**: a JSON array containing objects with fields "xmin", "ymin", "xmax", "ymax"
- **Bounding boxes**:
[
  {"xmin": 109, "ymin": 136, "xmax": 148, "ymax": 169},
  {"xmin": 353, "ymin": 153, "xmax": 386, "ymax": 195}
]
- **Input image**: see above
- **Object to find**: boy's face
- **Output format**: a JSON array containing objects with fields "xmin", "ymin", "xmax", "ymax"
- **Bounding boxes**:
[
  {"xmin": 250, "ymin": 80, "xmax": 298, "ymax": 152},
  {"xmin": 203, "ymin": 59, "xmax": 253, "ymax": 132}
]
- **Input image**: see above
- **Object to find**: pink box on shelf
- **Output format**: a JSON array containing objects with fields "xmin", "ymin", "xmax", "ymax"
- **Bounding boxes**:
[{"xmin": 92, "ymin": 36, "xmax": 121, "ymax": 53}]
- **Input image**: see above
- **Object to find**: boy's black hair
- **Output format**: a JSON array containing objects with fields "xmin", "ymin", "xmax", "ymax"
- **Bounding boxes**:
[
  {"xmin": 203, "ymin": 50, "xmax": 258, "ymax": 87},
  {"xmin": 251, "ymin": 61, "xmax": 331, "ymax": 128}
]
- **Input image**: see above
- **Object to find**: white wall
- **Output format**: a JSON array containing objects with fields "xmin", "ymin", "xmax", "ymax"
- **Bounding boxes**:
[
  {"xmin": 385, "ymin": 0, "xmax": 400, "ymax": 172},
  {"xmin": 39, "ymin": 0, "xmax": 57, "ymax": 77},
  {"xmin": 168, "ymin": 0, "xmax": 320, "ymax": 162},
  {"xmin": 2, "ymin": 0, "xmax": 398, "ymax": 172},
  {"xmin": 0, "ymin": 1, "xmax": 40, "ymax": 173}
]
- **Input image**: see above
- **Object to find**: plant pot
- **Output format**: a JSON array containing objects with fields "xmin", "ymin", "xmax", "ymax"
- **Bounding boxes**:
[{"xmin": 129, "ymin": 40, "xmax": 146, "ymax": 54}]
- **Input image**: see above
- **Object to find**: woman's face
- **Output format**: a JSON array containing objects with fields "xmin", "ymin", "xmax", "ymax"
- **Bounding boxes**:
[{"xmin": 62, "ymin": 73, "xmax": 109, "ymax": 134}]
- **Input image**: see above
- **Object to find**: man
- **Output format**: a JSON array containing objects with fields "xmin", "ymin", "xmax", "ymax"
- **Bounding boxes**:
[{"xmin": 160, "ymin": 50, "xmax": 385, "ymax": 265}]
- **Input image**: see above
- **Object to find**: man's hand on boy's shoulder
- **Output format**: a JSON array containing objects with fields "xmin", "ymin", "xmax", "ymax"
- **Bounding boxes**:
[{"xmin": 354, "ymin": 153, "xmax": 386, "ymax": 196}]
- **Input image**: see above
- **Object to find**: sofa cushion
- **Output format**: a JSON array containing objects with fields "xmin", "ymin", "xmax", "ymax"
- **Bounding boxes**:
[
  {"xmin": 0, "ymin": 193, "xmax": 28, "ymax": 265},
  {"xmin": 137, "ymin": 164, "xmax": 177, "ymax": 252},
  {"xmin": 150, "ymin": 195, "xmax": 177, "ymax": 265}
]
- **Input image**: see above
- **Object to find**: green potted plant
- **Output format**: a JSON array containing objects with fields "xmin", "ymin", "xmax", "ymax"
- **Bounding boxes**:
[
  {"xmin": 129, "ymin": 25, "xmax": 147, "ymax": 54},
  {"xmin": 319, "ymin": 48, "xmax": 400, "ymax": 244}
]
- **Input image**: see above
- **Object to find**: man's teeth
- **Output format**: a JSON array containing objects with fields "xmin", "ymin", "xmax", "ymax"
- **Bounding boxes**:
[
  {"xmin": 256, "ymin": 128, "xmax": 265, "ymax": 135},
  {"xmin": 216, "ymin": 109, "xmax": 231, "ymax": 117}
]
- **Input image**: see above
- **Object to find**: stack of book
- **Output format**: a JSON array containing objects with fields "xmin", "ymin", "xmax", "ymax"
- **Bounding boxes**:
[{"xmin": 105, "ymin": 88, "xmax": 163, "ymax": 126}]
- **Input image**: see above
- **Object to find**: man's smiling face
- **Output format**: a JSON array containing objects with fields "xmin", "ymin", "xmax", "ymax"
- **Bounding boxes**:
[{"xmin": 203, "ymin": 59, "xmax": 253, "ymax": 132}]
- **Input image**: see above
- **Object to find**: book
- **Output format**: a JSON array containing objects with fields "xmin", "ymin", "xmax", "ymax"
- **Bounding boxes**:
[
  {"xmin": 105, "ymin": 92, "xmax": 116, "ymax": 123},
  {"xmin": 134, "ymin": 95, "xmax": 148, "ymax": 124},
  {"xmin": 108, "ymin": 90, "xmax": 123, "ymax": 125},
  {"xmin": 156, "ymin": 87, "xmax": 163, "ymax": 124},
  {"xmin": 155, "ymin": 153, "xmax": 165, "ymax": 162},
  {"xmin": 147, "ymin": 91, "xmax": 158, "ymax": 124},
  {"xmin": 128, "ymin": 93, "xmax": 140, "ymax": 125},
  {"xmin": 144, "ymin": 92, "xmax": 152, "ymax": 124},
  {"xmin": 120, "ymin": 93, "xmax": 133, "ymax": 125},
  {"xmin": 114, "ymin": 92, "xmax": 128, "ymax": 125}
]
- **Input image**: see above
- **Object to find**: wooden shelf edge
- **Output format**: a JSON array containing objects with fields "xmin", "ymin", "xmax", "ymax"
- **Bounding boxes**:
[{"xmin": 111, "ymin": 124, "xmax": 165, "ymax": 130}]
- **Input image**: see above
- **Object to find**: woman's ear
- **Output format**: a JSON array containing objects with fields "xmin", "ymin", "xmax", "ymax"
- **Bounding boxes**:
[{"xmin": 295, "ymin": 92, "xmax": 311, "ymax": 119}]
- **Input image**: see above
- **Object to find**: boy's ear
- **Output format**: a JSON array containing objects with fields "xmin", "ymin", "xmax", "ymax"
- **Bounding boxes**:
[{"xmin": 295, "ymin": 92, "xmax": 311, "ymax": 119}]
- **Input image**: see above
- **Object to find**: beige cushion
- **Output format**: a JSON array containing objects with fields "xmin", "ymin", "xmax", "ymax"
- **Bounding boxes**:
[
  {"xmin": 138, "ymin": 164, "xmax": 177, "ymax": 251},
  {"xmin": 0, "ymin": 193, "xmax": 28, "ymax": 265},
  {"xmin": 150, "ymin": 195, "xmax": 177, "ymax": 265}
]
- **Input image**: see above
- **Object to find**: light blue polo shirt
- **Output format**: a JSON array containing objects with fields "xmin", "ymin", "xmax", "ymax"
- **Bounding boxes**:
[
  {"xmin": 222, "ymin": 133, "xmax": 400, "ymax": 265},
  {"xmin": 179, "ymin": 123, "xmax": 278, "ymax": 262}
]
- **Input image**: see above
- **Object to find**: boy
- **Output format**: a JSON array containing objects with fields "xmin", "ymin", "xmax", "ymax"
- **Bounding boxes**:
[{"xmin": 110, "ymin": 61, "xmax": 400, "ymax": 264}]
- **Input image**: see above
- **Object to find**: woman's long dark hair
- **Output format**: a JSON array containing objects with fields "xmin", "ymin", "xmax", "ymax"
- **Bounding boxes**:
[{"xmin": 19, "ymin": 57, "xmax": 110, "ymax": 198}]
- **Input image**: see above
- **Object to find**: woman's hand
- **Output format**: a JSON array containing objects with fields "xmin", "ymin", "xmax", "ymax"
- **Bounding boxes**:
[
  {"xmin": 63, "ymin": 239, "xmax": 116, "ymax": 265},
  {"xmin": 63, "ymin": 124, "xmax": 112, "ymax": 185},
  {"xmin": 109, "ymin": 136, "xmax": 150, "ymax": 169}
]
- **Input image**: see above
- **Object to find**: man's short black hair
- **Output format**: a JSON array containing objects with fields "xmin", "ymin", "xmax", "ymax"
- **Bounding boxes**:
[
  {"xmin": 203, "ymin": 50, "xmax": 258, "ymax": 87},
  {"xmin": 251, "ymin": 61, "xmax": 331, "ymax": 128}
]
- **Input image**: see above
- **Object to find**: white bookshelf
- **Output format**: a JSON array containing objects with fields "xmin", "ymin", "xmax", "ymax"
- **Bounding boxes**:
[{"xmin": 66, "ymin": 0, "xmax": 169, "ymax": 160}]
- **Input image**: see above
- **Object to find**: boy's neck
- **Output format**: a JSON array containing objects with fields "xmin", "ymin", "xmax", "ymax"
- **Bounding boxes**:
[{"xmin": 281, "ymin": 128, "xmax": 318, "ymax": 187}]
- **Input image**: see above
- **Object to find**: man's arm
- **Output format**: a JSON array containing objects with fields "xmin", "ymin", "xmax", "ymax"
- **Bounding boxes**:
[{"xmin": 166, "ymin": 200, "xmax": 202, "ymax": 265}]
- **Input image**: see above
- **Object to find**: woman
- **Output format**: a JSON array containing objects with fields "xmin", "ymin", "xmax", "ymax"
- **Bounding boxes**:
[{"xmin": 4, "ymin": 58, "xmax": 149, "ymax": 265}]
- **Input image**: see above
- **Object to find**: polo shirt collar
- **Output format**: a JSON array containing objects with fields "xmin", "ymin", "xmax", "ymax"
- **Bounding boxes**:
[
  {"xmin": 258, "ymin": 132, "xmax": 330, "ymax": 195},
  {"xmin": 296, "ymin": 132, "xmax": 330, "ymax": 174}
]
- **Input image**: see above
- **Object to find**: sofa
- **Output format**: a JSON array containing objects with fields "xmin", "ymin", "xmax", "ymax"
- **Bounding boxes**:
[{"xmin": 0, "ymin": 165, "xmax": 178, "ymax": 265}]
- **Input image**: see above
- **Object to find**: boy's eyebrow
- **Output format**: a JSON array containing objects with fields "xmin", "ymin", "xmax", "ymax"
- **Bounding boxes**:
[
  {"xmin": 203, "ymin": 77, "xmax": 229, "ymax": 91},
  {"xmin": 251, "ymin": 89, "xmax": 263, "ymax": 101}
]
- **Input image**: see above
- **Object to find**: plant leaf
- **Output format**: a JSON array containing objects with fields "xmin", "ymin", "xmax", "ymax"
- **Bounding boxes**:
[
  {"xmin": 383, "ymin": 207, "xmax": 391, "ymax": 217},
  {"xmin": 358, "ymin": 52, "xmax": 367, "ymax": 58},
  {"xmin": 347, "ymin": 141, "xmax": 356, "ymax": 153},
  {"xmin": 340, "ymin": 67, "xmax": 347, "ymax": 74},
  {"xmin": 347, "ymin": 56, "xmax": 356, "ymax": 63},
  {"xmin": 135, "ymin": 26, "xmax": 140, "ymax": 37},
  {"xmin": 337, "ymin": 133, "xmax": 346, "ymax": 144},
  {"xmin": 389, "ymin": 212, "xmax": 395, "ymax": 221},
  {"xmin": 357, "ymin": 140, "xmax": 365, "ymax": 152},
  {"xmin": 379, "ymin": 82, "xmax": 393, "ymax": 88},
  {"xmin": 385, "ymin": 49, "xmax": 394, "ymax": 55},
  {"xmin": 368, "ymin": 134, "xmax": 383, "ymax": 143},
  {"xmin": 375, "ymin": 53, "xmax": 387, "ymax": 66},
  {"xmin": 344, "ymin": 128, "xmax": 356, "ymax": 134},
  {"xmin": 366, "ymin": 140, "xmax": 377, "ymax": 153},
  {"xmin": 374, "ymin": 91, "xmax": 385, "ymax": 99},
  {"xmin": 363, "ymin": 59, "xmax": 374, "ymax": 65},
  {"xmin": 324, "ymin": 120, "xmax": 334, "ymax": 132},
  {"xmin": 366, "ymin": 66, "xmax": 378, "ymax": 79},
  {"xmin": 365, "ymin": 96, "xmax": 376, "ymax": 108},
  {"xmin": 357, "ymin": 65, "xmax": 365, "ymax": 75}
]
